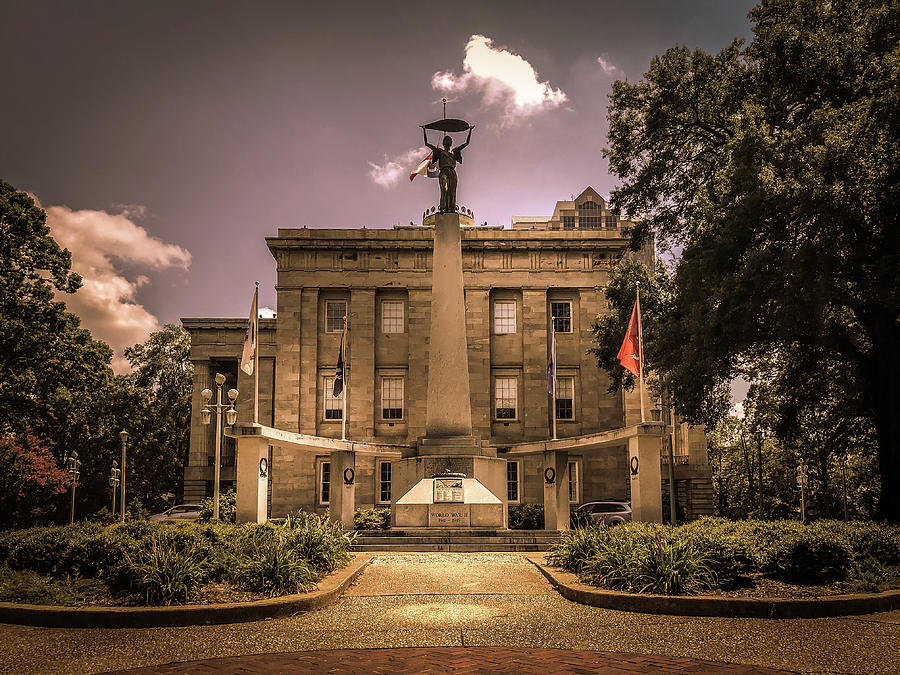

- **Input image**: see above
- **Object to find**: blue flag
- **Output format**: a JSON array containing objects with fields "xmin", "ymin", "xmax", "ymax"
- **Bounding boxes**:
[{"xmin": 333, "ymin": 331, "xmax": 344, "ymax": 397}]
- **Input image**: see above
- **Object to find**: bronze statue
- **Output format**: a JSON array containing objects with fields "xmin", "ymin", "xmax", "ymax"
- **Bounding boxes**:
[{"xmin": 422, "ymin": 124, "xmax": 473, "ymax": 213}]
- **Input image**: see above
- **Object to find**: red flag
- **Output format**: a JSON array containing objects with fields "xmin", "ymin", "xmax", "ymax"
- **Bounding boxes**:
[{"xmin": 617, "ymin": 297, "xmax": 643, "ymax": 377}]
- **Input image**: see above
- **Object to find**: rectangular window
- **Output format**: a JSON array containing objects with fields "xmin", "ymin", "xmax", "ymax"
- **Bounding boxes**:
[
  {"xmin": 325, "ymin": 301, "xmax": 347, "ymax": 333},
  {"xmin": 568, "ymin": 460, "xmax": 579, "ymax": 503},
  {"xmin": 494, "ymin": 301, "xmax": 516, "ymax": 334},
  {"xmin": 556, "ymin": 376, "xmax": 574, "ymax": 421},
  {"xmin": 551, "ymin": 301, "xmax": 573, "ymax": 333},
  {"xmin": 562, "ymin": 215, "xmax": 575, "ymax": 230},
  {"xmin": 507, "ymin": 460, "xmax": 520, "ymax": 503},
  {"xmin": 604, "ymin": 214, "xmax": 618, "ymax": 229},
  {"xmin": 382, "ymin": 300, "xmax": 404, "ymax": 333},
  {"xmin": 382, "ymin": 377, "xmax": 404, "ymax": 420},
  {"xmin": 378, "ymin": 460, "xmax": 392, "ymax": 503},
  {"xmin": 323, "ymin": 376, "xmax": 343, "ymax": 420},
  {"xmin": 495, "ymin": 376, "xmax": 517, "ymax": 419},
  {"xmin": 320, "ymin": 461, "xmax": 331, "ymax": 505}
]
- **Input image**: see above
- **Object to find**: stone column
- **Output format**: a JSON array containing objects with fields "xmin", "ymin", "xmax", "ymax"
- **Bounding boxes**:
[
  {"xmin": 329, "ymin": 450, "xmax": 356, "ymax": 529},
  {"xmin": 274, "ymin": 288, "xmax": 302, "ymax": 432},
  {"xmin": 542, "ymin": 450, "xmax": 570, "ymax": 530},
  {"xmin": 236, "ymin": 435, "xmax": 268, "ymax": 523},
  {"xmin": 628, "ymin": 430, "xmax": 663, "ymax": 523},
  {"xmin": 425, "ymin": 213, "xmax": 473, "ymax": 438},
  {"xmin": 185, "ymin": 360, "xmax": 213, "ymax": 502}
]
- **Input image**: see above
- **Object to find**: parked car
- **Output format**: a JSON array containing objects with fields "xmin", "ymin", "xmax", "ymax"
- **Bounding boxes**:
[
  {"xmin": 149, "ymin": 504, "xmax": 202, "ymax": 522},
  {"xmin": 572, "ymin": 500, "xmax": 632, "ymax": 526}
]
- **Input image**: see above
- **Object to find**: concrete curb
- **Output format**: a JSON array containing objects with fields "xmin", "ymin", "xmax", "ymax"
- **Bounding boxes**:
[
  {"xmin": 0, "ymin": 554, "xmax": 372, "ymax": 628},
  {"xmin": 528, "ymin": 555, "xmax": 900, "ymax": 618}
]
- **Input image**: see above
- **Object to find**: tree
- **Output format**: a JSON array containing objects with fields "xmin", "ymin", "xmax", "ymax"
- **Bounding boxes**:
[
  {"xmin": 0, "ymin": 431, "xmax": 71, "ymax": 528},
  {"xmin": 0, "ymin": 179, "xmax": 115, "ymax": 467},
  {"xmin": 604, "ymin": 0, "xmax": 900, "ymax": 521}
]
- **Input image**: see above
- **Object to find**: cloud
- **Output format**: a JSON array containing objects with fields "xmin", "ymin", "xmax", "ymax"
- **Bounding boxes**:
[
  {"xmin": 596, "ymin": 55, "xmax": 621, "ymax": 76},
  {"xmin": 432, "ymin": 35, "xmax": 567, "ymax": 118},
  {"xmin": 44, "ymin": 205, "xmax": 191, "ymax": 373},
  {"xmin": 368, "ymin": 147, "xmax": 428, "ymax": 188}
]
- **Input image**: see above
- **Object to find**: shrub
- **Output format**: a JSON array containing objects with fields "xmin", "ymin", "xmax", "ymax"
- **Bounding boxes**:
[
  {"xmin": 354, "ymin": 508, "xmax": 390, "ymax": 530},
  {"xmin": 509, "ymin": 504, "xmax": 544, "ymax": 530},
  {"xmin": 763, "ymin": 529, "xmax": 853, "ymax": 584},
  {"xmin": 124, "ymin": 535, "xmax": 210, "ymax": 605},
  {"xmin": 282, "ymin": 512, "xmax": 355, "ymax": 573},
  {"xmin": 199, "ymin": 489, "xmax": 237, "ymax": 523},
  {"xmin": 0, "ymin": 565, "xmax": 109, "ymax": 605},
  {"xmin": 230, "ymin": 533, "xmax": 317, "ymax": 596}
]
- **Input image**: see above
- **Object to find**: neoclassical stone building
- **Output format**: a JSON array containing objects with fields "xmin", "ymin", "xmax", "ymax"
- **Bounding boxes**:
[{"xmin": 183, "ymin": 187, "xmax": 713, "ymax": 520}]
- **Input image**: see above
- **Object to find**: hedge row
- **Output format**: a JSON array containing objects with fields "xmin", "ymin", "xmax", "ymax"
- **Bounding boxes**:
[
  {"xmin": 548, "ymin": 518, "xmax": 900, "ymax": 594},
  {"xmin": 0, "ymin": 513, "xmax": 355, "ymax": 605}
]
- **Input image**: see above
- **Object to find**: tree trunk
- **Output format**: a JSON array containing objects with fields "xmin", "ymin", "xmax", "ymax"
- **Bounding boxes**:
[
  {"xmin": 740, "ymin": 429, "xmax": 755, "ymax": 514},
  {"xmin": 872, "ymin": 351, "xmax": 900, "ymax": 524}
]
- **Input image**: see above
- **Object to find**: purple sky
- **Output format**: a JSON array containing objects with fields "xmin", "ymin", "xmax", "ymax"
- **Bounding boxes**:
[{"xmin": 1, "ymin": 0, "xmax": 755, "ymax": 371}]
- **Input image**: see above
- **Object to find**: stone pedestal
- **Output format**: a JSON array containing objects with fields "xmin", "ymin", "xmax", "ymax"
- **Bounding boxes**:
[
  {"xmin": 542, "ymin": 450, "xmax": 570, "ymax": 530},
  {"xmin": 329, "ymin": 450, "xmax": 356, "ymax": 529},
  {"xmin": 629, "ymin": 432, "xmax": 663, "ymax": 523},
  {"xmin": 235, "ymin": 435, "xmax": 268, "ymax": 524}
]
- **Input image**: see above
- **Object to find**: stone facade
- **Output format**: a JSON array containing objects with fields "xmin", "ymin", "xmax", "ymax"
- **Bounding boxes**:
[{"xmin": 183, "ymin": 188, "xmax": 713, "ymax": 520}]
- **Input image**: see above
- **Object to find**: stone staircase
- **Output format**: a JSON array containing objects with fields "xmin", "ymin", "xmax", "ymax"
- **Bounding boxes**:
[{"xmin": 349, "ymin": 529, "xmax": 563, "ymax": 552}]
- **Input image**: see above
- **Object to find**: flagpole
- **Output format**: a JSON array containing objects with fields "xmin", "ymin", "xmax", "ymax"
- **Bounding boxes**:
[
  {"xmin": 341, "ymin": 317, "xmax": 347, "ymax": 441},
  {"xmin": 551, "ymin": 319, "xmax": 558, "ymax": 440},
  {"xmin": 253, "ymin": 281, "xmax": 259, "ymax": 425},
  {"xmin": 636, "ymin": 282, "xmax": 646, "ymax": 423}
]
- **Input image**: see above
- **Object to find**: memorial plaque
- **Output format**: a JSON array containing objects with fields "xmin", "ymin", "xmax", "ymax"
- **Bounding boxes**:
[
  {"xmin": 434, "ymin": 477, "xmax": 464, "ymax": 503},
  {"xmin": 429, "ymin": 504, "xmax": 470, "ymax": 527}
]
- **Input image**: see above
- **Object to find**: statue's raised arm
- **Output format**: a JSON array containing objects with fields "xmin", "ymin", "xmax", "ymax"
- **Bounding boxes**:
[
  {"xmin": 456, "ymin": 125, "xmax": 474, "ymax": 153},
  {"xmin": 422, "ymin": 126, "xmax": 438, "ymax": 153}
]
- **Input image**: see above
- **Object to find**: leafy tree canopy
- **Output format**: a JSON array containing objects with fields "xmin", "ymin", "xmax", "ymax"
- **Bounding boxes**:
[{"xmin": 603, "ymin": 0, "xmax": 900, "ymax": 521}]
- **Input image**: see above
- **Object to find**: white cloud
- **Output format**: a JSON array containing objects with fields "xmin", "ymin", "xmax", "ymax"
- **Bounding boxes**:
[
  {"xmin": 259, "ymin": 306, "xmax": 276, "ymax": 318},
  {"xmin": 45, "ymin": 205, "xmax": 191, "ymax": 373},
  {"xmin": 368, "ymin": 147, "xmax": 429, "ymax": 188},
  {"xmin": 432, "ymin": 35, "xmax": 567, "ymax": 118},
  {"xmin": 596, "ymin": 55, "xmax": 621, "ymax": 76}
]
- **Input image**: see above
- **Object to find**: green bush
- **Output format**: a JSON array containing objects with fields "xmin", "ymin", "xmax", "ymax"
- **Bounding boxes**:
[
  {"xmin": 354, "ymin": 507, "xmax": 390, "ymax": 530},
  {"xmin": 547, "ymin": 525, "xmax": 608, "ymax": 572},
  {"xmin": 282, "ymin": 512, "xmax": 355, "ymax": 573},
  {"xmin": 230, "ymin": 532, "xmax": 317, "ymax": 596},
  {"xmin": 508, "ymin": 504, "xmax": 544, "ymax": 530},
  {"xmin": 763, "ymin": 529, "xmax": 853, "ymax": 584},
  {"xmin": 124, "ymin": 534, "xmax": 210, "ymax": 605},
  {"xmin": 0, "ymin": 565, "xmax": 109, "ymax": 605},
  {"xmin": 199, "ymin": 489, "xmax": 237, "ymax": 523}
]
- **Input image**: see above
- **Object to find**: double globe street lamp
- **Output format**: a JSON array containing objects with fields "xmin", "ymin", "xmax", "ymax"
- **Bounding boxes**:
[
  {"xmin": 66, "ymin": 451, "xmax": 81, "ymax": 524},
  {"xmin": 109, "ymin": 460, "xmax": 120, "ymax": 515},
  {"xmin": 201, "ymin": 373, "xmax": 238, "ymax": 521},
  {"xmin": 119, "ymin": 429, "xmax": 128, "ymax": 521}
]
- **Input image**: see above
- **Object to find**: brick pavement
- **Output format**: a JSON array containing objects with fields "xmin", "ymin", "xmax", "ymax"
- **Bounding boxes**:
[{"xmin": 113, "ymin": 647, "xmax": 792, "ymax": 674}]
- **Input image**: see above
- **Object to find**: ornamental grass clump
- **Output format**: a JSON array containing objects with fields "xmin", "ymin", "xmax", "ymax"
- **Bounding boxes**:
[
  {"xmin": 230, "ymin": 532, "xmax": 317, "ymax": 596},
  {"xmin": 282, "ymin": 511, "xmax": 355, "ymax": 573},
  {"xmin": 125, "ymin": 535, "xmax": 210, "ymax": 605},
  {"xmin": 547, "ymin": 524, "xmax": 609, "ymax": 573}
]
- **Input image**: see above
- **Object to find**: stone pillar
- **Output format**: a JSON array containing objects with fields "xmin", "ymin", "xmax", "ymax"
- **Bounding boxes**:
[
  {"xmin": 274, "ymin": 288, "xmax": 302, "ymax": 432},
  {"xmin": 185, "ymin": 360, "xmax": 213, "ymax": 502},
  {"xmin": 425, "ymin": 213, "xmax": 472, "ymax": 437},
  {"xmin": 298, "ymin": 288, "xmax": 319, "ymax": 435},
  {"xmin": 542, "ymin": 450, "xmax": 570, "ymax": 530},
  {"xmin": 349, "ymin": 289, "xmax": 375, "ymax": 440},
  {"xmin": 628, "ymin": 430, "xmax": 663, "ymax": 523},
  {"xmin": 329, "ymin": 450, "xmax": 356, "ymax": 529},
  {"xmin": 235, "ymin": 436, "xmax": 268, "ymax": 523}
]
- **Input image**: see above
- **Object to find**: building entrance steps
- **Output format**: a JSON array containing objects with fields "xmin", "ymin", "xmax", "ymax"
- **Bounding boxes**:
[{"xmin": 350, "ymin": 529, "xmax": 562, "ymax": 552}]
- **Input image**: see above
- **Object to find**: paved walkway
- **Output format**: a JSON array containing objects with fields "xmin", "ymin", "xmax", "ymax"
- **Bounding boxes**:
[{"xmin": 0, "ymin": 553, "xmax": 897, "ymax": 674}]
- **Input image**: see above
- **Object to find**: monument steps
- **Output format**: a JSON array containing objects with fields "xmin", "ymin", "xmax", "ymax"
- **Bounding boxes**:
[{"xmin": 350, "ymin": 529, "xmax": 562, "ymax": 552}]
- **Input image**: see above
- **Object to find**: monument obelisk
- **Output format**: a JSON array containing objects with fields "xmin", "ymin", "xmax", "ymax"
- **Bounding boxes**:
[{"xmin": 391, "ymin": 114, "xmax": 507, "ymax": 529}]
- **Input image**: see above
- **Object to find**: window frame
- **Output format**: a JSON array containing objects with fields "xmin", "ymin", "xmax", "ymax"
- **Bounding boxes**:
[
  {"xmin": 322, "ymin": 375, "xmax": 343, "ymax": 421},
  {"xmin": 493, "ymin": 300, "xmax": 517, "ymax": 334},
  {"xmin": 568, "ymin": 459, "xmax": 580, "ymax": 504},
  {"xmin": 506, "ymin": 460, "xmax": 521, "ymax": 504},
  {"xmin": 550, "ymin": 300, "xmax": 574, "ymax": 334},
  {"xmin": 380, "ymin": 376, "xmax": 405, "ymax": 421},
  {"xmin": 555, "ymin": 375, "xmax": 575, "ymax": 421},
  {"xmin": 381, "ymin": 300, "xmax": 404, "ymax": 334},
  {"xmin": 494, "ymin": 375, "xmax": 518, "ymax": 421},
  {"xmin": 318, "ymin": 459, "xmax": 331, "ymax": 505},
  {"xmin": 376, "ymin": 459, "xmax": 392, "ymax": 504},
  {"xmin": 325, "ymin": 301, "xmax": 347, "ymax": 333}
]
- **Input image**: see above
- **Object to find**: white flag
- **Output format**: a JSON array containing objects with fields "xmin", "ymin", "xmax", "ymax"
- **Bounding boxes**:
[{"xmin": 240, "ymin": 287, "xmax": 258, "ymax": 376}]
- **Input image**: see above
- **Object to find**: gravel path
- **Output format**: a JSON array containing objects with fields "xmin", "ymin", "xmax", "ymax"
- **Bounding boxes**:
[{"xmin": 0, "ymin": 553, "xmax": 897, "ymax": 674}]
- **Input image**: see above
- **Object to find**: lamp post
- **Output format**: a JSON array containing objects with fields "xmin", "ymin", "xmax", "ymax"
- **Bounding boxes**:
[
  {"xmin": 119, "ymin": 430, "xmax": 128, "ymax": 521},
  {"xmin": 797, "ymin": 464, "xmax": 808, "ymax": 523},
  {"xmin": 66, "ymin": 451, "xmax": 81, "ymax": 524},
  {"xmin": 201, "ymin": 373, "xmax": 238, "ymax": 521},
  {"xmin": 109, "ymin": 460, "xmax": 120, "ymax": 515}
]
